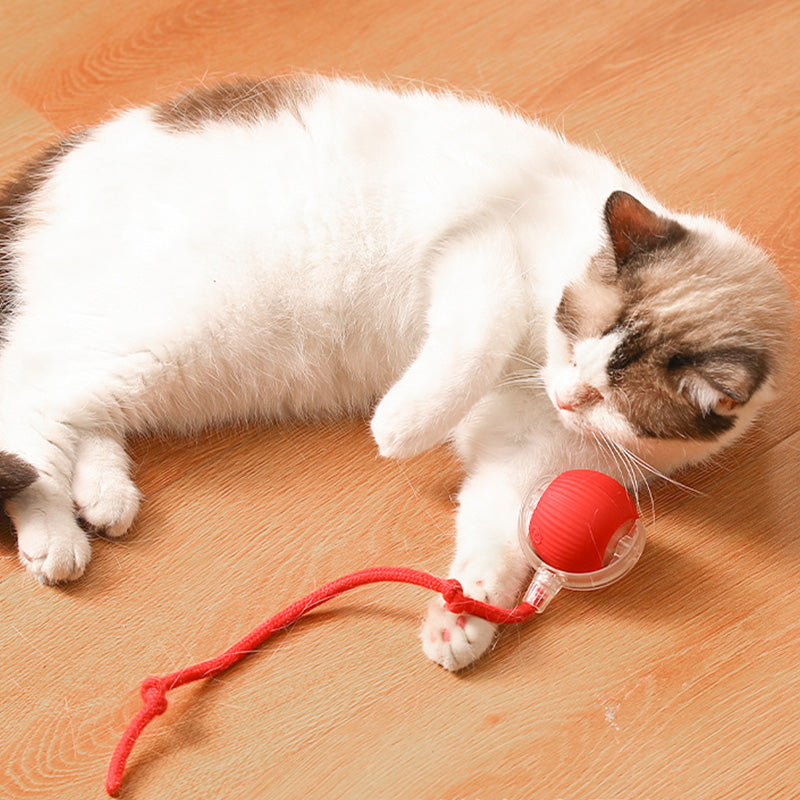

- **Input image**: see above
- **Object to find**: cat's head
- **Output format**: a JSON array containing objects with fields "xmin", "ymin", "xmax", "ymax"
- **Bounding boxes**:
[{"xmin": 543, "ymin": 190, "xmax": 794, "ymax": 471}]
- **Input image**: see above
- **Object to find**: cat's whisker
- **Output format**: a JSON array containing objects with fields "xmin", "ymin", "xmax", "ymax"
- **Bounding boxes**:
[
  {"xmin": 605, "ymin": 434, "xmax": 656, "ymax": 523},
  {"xmin": 602, "ymin": 434, "xmax": 634, "ymax": 489},
  {"xmin": 591, "ymin": 431, "xmax": 637, "ymax": 504},
  {"xmin": 507, "ymin": 353, "xmax": 545, "ymax": 371},
  {"xmin": 498, "ymin": 354, "xmax": 548, "ymax": 392},
  {"xmin": 590, "ymin": 430, "xmax": 617, "ymax": 477},
  {"xmin": 590, "ymin": 431, "xmax": 617, "ymax": 485},
  {"xmin": 615, "ymin": 442, "xmax": 705, "ymax": 497},
  {"xmin": 600, "ymin": 432, "xmax": 641, "ymax": 506},
  {"xmin": 497, "ymin": 379, "xmax": 547, "ymax": 391},
  {"xmin": 496, "ymin": 369, "xmax": 547, "ymax": 390}
]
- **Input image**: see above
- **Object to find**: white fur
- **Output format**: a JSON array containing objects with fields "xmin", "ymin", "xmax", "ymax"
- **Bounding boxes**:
[{"xmin": 0, "ymin": 77, "xmax": 771, "ymax": 669}]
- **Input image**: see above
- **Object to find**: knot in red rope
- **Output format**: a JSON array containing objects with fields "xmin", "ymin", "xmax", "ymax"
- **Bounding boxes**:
[
  {"xmin": 140, "ymin": 677, "xmax": 168, "ymax": 716},
  {"xmin": 441, "ymin": 578, "xmax": 474, "ymax": 614}
]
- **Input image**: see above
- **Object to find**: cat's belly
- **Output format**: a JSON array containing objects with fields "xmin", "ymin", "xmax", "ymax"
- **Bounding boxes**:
[
  {"xmin": 125, "ymin": 323, "xmax": 423, "ymax": 433},
  {"xmin": 0, "ymin": 248, "xmax": 429, "ymax": 438}
]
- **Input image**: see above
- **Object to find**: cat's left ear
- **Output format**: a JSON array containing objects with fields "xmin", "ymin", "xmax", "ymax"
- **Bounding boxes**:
[{"xmin": 604, "ymin": 191, "xmax": 687, "ymax": 269}]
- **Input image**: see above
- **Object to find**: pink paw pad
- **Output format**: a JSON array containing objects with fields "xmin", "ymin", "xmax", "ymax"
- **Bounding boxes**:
[{"xmin": 456, "ymin": 615, "xmax": 468, "ymax": 629}]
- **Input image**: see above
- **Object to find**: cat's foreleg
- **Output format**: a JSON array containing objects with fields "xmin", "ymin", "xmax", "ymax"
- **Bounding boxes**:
[
  {"xmin": 421, "ymin": 462, "xmax": 531, "ymax": 671},
  {"xmin": 72, "ymin": 431, "xmax": 140, "ymax": 538},
  {"xmin": 371, "ymin": 222, "xmax": 525, "ymax": 458}
]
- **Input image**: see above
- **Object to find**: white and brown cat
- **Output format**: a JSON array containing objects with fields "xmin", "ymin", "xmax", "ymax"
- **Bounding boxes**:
[{"xmin": 0, "ymin": 75, "xmax": 792, "ymax": 670}]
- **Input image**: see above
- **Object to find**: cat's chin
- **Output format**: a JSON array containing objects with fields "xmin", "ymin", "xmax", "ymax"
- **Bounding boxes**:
[
  {"xmin": 555, "ymin": 406, "xmax": 639, "ymax": 450},
  {"xmin": 555, "ymin": 409, "xmax": 695, "ymax": 478}
]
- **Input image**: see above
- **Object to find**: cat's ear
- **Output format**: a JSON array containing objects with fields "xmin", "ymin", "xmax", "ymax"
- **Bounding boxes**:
[
  {"xmin": 670, "ymin": 349, "xmax": 768, "ymax": 413},
  {"xmin": 604, "ymin": 191, "xmax": 687, "ymax": 269}
]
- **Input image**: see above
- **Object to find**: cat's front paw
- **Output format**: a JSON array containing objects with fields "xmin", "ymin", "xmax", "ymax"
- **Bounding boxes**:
[
  {"xmin": 421, "ymin": 596, "xmax": 497, "ymax": 671},
  {"xmin": 370, "ymin": 413, "xmax": 420, "ymax": 459},
  {"xmin": 370, "ymin": 392, "xmax": 445, "ymax": 459}
]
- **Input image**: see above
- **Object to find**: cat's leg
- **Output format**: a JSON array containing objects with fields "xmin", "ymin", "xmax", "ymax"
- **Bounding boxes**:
[
  {"xmin": 72, "ymin": 431, "xmax": 140, "ymax": 538},
  {"xmin": 10, "ymin": 489, "xmax": 90, "ymax": 584},
  {"xmin": 371, "ymin": 222, "xmax": 526, "ymax": 459},
  {"xmin": 422, "ymin": 462, "xmax": 531, "ymax": 671},
  {"xmin": 1, "ymin": 416, "xmax": 90, "ymax": 584}
]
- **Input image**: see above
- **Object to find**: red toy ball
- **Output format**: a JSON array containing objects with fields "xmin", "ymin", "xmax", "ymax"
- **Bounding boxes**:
[{"xmin": 528, "ymin": 469, "xmax": 639, "ymax": 573}]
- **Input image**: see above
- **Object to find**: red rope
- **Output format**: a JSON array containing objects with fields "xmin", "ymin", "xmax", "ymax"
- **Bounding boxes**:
[{"xmin": 105, "ymin": 566, "xmax": 537, "ymax": 796}]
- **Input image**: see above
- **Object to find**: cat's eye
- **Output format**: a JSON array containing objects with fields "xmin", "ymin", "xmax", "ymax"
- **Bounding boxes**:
[
  {"xmin": 667, "ymin": 354, "xmax": 688, "ymax": 371},
  {"xmin": 606, "ymin": 329, "xmax": 645, "ymax": 379},
  {"xmin": 607, "ymin": 342, "xmax": 636, "ymax": 376}
]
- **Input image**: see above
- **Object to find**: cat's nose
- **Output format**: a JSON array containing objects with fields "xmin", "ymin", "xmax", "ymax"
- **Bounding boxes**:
[
  {"xmin": 555, "ymin": 386, "xmax": 603, "ymax": 412},
  {"xmin": 555, "ymin": 393, "xmax": 577, "ymax": 411}
]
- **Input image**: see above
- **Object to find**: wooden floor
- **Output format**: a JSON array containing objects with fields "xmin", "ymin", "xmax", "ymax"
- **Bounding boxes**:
[{"xmin": 2, "ymin": 2, "xmax": 799, "ymax": 798}]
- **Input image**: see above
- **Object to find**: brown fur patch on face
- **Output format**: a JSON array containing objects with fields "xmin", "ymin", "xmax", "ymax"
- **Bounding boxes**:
[
  {"xmin": 557, "ymin": 221, "xmax": 794, "ymax": 442},
  {"xmin": 0, "ymin": 131, "xmax": 88, "ymax": 318},
  {"xmin": 607, "ymin": 337, "xmax": 741, "ymax": 440},
  {"xmin": 152, "ymin": 75, "xmax": 322, "ymax": 132},
  {"xmin": 0, "ymin": 450, "xmax": 38, "ymax": 497}
]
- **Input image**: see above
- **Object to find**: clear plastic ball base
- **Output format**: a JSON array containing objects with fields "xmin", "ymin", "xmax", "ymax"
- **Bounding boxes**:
[{"xmin": 517, "ymin": 484, "xmax": 647, "ymax": 613}]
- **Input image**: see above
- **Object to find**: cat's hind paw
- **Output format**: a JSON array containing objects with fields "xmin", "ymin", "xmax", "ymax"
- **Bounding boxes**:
[
  {"xmin": 17, "ymin": 517, "xmax": 92, "ymax": 585},
  {"xmin": 72, "ymin": 435, "xmax": 140, "ymax": 538},
  {"xmin": 421, "ymin": 596, "xmax": 497, "ymax": 671},
  {"xmin": 73, "ymin": 471, "xmax": 140, "ymax": 538}
]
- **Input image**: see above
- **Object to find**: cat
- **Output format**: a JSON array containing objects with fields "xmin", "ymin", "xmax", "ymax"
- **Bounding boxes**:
[{"xmin": 0, "ymin": 74, "xmax": 792, "ymax": 670}]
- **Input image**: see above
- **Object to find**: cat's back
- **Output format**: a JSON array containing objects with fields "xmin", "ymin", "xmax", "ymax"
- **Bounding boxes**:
[
  {"xmin": 2, "ymin": 77, "xmax": 548, "ymax": 407},
  {"xmin": 36, "ymin": 75, "xmax": 548, "ymax": 251}
]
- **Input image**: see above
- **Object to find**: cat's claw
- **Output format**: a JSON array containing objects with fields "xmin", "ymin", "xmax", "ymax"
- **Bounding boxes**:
[{"xmin": 421, "ymin": 596, "xmax": 497, "ymax": 671}]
